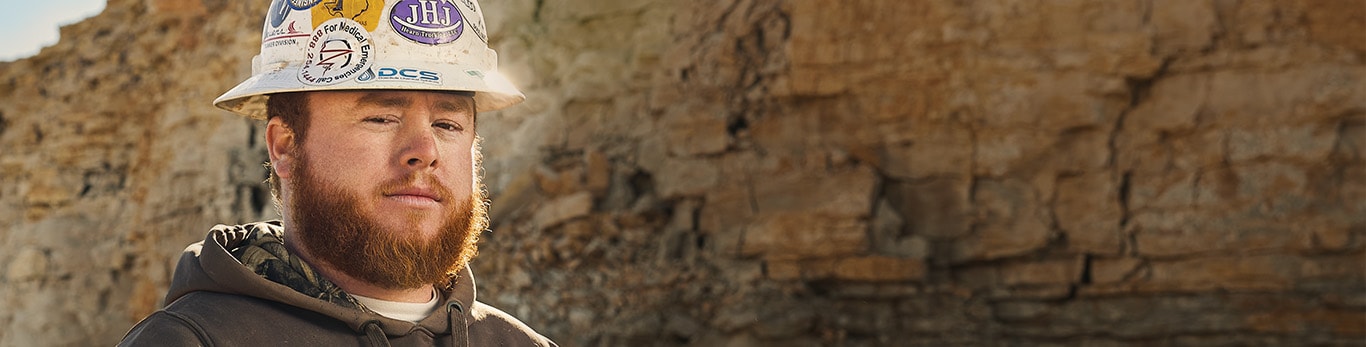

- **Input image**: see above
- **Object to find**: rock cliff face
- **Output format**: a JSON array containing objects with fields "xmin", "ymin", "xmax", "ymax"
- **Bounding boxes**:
[{"xmin": 1, "ymin": 0, "xmax": 1362, "ymax": 346}]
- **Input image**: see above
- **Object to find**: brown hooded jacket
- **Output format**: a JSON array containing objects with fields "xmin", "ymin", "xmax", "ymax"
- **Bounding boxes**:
[{"xmin": 119, "ymin": 221, "xmax": 556, "ymax": 347}]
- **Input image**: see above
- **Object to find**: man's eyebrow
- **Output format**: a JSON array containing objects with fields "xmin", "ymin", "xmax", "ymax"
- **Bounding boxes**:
[
  {"xmin": 432, "ymin": 99, "xmax": 471, "ymax": 113},
  {"xmin": 354, "ymin": 93, "xmax": 412, "ymax": 108}
]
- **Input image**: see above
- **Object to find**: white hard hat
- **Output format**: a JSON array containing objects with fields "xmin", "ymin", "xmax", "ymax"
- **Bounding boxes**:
[{"xmin": 214, "ymin": 0, "xmax": 524, "ymax": 119}]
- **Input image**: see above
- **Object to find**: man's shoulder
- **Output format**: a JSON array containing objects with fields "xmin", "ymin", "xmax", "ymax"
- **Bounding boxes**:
[
  {"xmin": 468, "ymin": 301, "xmax": 559, "ymax": 347},
  {"xmin": 121, "ymin": 291, "xmax": 354, "ymax": 346},
  {"xmin": 120, "ymin": 292, "xmax": 253, "ymax": 346},
  {"xmin": 118, "ymin": 310, "xmax": 208, "ymax": 346},
  {"xmin": 166, "ymin": 291, "xmax": 329, "ymax": 324}
]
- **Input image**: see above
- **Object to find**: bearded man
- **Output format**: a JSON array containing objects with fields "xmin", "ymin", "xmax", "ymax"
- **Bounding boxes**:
[{"xmin": 121, "ymin": 0, "xmax": 554, "ymax": 345}]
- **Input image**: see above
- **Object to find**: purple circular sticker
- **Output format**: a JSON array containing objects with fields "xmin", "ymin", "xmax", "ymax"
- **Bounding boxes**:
[{"xmin": 389, "ymin": 0, "xmax": 464, "ymax": 45}]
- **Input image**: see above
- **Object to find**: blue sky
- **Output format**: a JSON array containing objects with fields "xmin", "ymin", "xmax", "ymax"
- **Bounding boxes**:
[{"xmin": 0, "ymin": 0, "xmax": 107, "ymax": 61}]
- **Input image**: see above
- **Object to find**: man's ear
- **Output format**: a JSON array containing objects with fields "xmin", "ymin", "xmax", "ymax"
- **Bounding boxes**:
[{"xmin": 266, "ymin": 118, "xmax": 297, "ymax": 180}]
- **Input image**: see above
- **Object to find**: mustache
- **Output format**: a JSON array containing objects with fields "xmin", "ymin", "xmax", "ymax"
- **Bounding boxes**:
[{"xmin": 377, "ymin": 173, "xmax": 455, "ymax": 202}]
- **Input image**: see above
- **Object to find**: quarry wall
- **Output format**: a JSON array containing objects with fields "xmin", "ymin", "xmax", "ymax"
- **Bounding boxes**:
[{"xmin": 0, "ymin": 0, "xmax": 1362, "ymax": 345}]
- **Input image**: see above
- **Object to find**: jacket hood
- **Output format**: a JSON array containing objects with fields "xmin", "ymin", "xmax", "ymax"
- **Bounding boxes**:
[{"xmin": 163, "ymin": 221, "xmax": 479, "ymax": 337}]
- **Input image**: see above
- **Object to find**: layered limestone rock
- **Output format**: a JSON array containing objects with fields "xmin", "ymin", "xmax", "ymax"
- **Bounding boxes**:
[{"xmin": 0, "ymin": 0, "xmax": 1362, "ymax": 346}]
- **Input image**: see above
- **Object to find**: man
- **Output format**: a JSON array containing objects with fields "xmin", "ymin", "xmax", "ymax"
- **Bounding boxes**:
[{"xmin": 120, "ymin": 0, "xmax": 554, "ymax": 345}]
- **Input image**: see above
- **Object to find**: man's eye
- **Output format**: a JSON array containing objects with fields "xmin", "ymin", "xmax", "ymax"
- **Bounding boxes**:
[
  {"xmin": 434, "ymin": 122, "xmax": 463, "ymax": 131},
  {"xmin": 364, "ymin": 117, "xmax": 395, "ymax": 124}
]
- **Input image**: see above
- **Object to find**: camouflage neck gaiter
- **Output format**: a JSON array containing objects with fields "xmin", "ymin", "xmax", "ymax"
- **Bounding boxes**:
[{"xmin": 214, "ymin": 222, "xmax": 365, "ymax": 311}]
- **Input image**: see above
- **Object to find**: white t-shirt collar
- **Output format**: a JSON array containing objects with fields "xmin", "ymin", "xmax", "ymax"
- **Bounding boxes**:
[{"xmin": 351, "ymin": 288, "xmax": 441, "ymax": 322}]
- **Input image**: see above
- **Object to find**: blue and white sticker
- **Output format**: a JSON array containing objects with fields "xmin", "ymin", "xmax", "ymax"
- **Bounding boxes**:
[
  {"xmin": 289, "ymin": 0, "xmax": 323, "ymax": 10},
  {"xmin": 389, "ymin": 0, "xmax": 464, "ymax": 45},
  {"xmin": 298, "ymin": 18, "xmax": 374, "ymax": 85},
  {"xmin": 357, "ymin": 67, "xmax": 443, "ymax": 84},
  {"xmin": 268, "ymin": 0, "xmax": 292, "ymax": 28}
]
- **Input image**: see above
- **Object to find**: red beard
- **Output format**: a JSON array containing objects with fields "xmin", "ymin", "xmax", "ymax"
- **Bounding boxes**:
[{"xmin": 287, "ymin": 155, "xmax": 485, "ymax": 290}]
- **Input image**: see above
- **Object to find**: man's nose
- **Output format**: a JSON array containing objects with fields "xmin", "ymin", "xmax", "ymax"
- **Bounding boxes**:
[{"xmin": 401, "ymin": 125, "xmax": 440, "ymax": 169}]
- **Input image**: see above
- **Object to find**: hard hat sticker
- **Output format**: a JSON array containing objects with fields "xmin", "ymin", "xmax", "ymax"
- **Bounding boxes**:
[
  {"xmin": 268, "ymin": 0, "xmax": 293, "ymax": 28},
  {"xmin": 263, "ymin": 21, "xmax": 310, "ymax": 49},
  {"xmin": 390, "ymin": 0, "xmax": 465, "ymax": 45},
  {"xmin": 289, "ymin": 0, "xmax": 323, "ymax": 10},
  {"xmin": 298, "ymin": 18, "xmax": 374, "ymax": 85},
  {"xmin": 312, "ymin": 0, "xmax": 383, "ymax": 32},
  {"xmin": 356, "ymin": 67, "xmax": 443, "ymax": 85},
  {"xmin": 456, "ymin": 0, "xmax": 487, "ymax": 43},
  {"xmin": 265, "ymin": 0, "xmax": 312, "ymax": 50}
]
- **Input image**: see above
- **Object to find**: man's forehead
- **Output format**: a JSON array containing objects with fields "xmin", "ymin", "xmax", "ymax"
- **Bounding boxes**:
[{"xmin": 353, "ymin": 90, "xmax": 475, "ymax": 108}]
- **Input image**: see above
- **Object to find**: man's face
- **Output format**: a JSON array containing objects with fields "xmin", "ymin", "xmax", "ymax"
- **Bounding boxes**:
[{"xmin": 275, "ymin": 90, "xmax": 486, "ymax": 289}]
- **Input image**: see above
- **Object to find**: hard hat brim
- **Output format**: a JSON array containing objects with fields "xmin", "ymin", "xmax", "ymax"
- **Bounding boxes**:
[{"xmin": 213, "ymin": 62, "xmax": 525, "ymax": 120}]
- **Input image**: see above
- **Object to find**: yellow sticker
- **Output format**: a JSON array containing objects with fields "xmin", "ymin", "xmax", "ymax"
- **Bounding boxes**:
[{"xmin": 312, "ymin": 0, "xmax": 382, "ymax": 31}]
